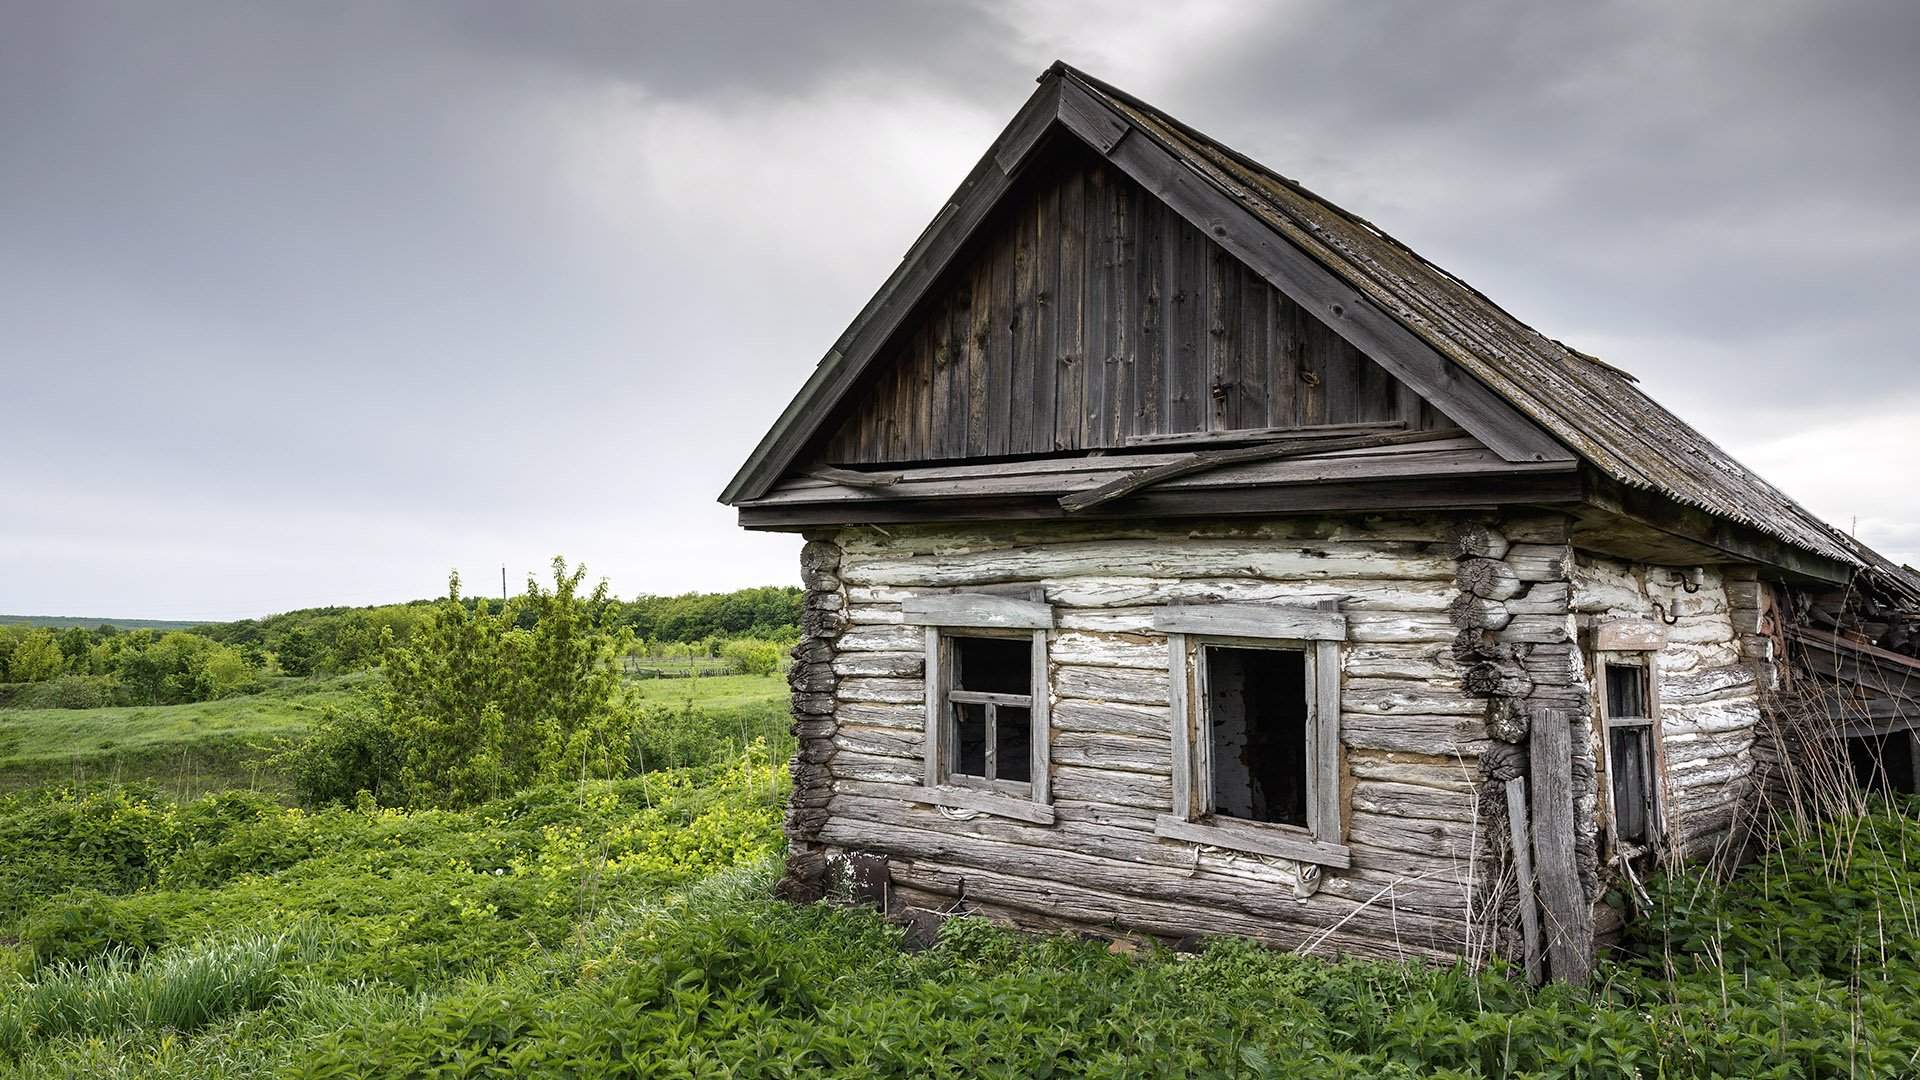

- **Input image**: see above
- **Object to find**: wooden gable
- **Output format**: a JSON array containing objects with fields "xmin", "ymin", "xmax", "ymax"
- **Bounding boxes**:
[{"xmin": 814, "ymin": 142, "xmax": 1450, "ymax": 466}]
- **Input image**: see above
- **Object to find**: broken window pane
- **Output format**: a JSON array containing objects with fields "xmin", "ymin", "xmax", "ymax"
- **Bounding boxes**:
[
  {"xmin": 1606, "ymin": 663, "xmax": 1647, "ymax": 719},
  {"xmin": 954, "ymin": 701, "xmax": 987, "ymax": 777},
  {"xmin": 996, "ymin": 706, "xmax": 1031, "ymax": 782},
  {"xmin": 1610, "ymin": 725, "xmax": 1651, "ymax": 845},
  {"xmin": 1205, "ymin": 646, "xmax": 1308, "ymax": 828},
  {"xmin": 953, "ymin": 636, "xmax": 1030, "ymax": 695}
]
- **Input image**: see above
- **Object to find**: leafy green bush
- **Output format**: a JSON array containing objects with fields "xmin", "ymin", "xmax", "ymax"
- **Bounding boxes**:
[
  {"xmin": 11, "ymin": 674, "xmax": 119, "ymax": 709},
  {"xmin": 7, "ymin": 629, "xmax": 65, "ymax": 682},
  {"xmin": 274, "ymin": 701, "xmax": 401, "ymax": 807},
  {"xmin": 718, "ymin": 637, "xmax": 786, "ymax": 676}
]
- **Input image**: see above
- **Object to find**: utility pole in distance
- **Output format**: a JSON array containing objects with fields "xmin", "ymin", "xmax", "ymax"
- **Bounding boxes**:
[{"xmin": 502, "ymin": 566, "xmax": 508, "ymax": 604}]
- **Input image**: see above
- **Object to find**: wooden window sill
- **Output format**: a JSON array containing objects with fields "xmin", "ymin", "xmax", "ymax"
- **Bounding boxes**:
[
  {"xmin": 914, "ymin": 785, "xmax": 1056, "ymax": 825},
  {"xmin": 1154, "ymin": 814, "xmax": 1351, "ymax": 869}
]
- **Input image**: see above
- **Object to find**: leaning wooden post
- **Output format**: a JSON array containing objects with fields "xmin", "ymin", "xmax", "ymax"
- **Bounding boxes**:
[
  {"xmin": 1503, "ymin": 777, "xmax": 1544, "ymax": 985},
  {"xmin": 1528, "ymin": 703, "xmax": 1593, "ymax": 982}
]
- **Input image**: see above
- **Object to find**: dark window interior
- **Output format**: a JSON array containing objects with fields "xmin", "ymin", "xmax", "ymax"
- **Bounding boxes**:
[
  {"xmin": 953, "ymin": 636, "xmax": 1030, "ymax": 695},
  {"xmin": 1848, "ymin": 734, "xmax": 1918, "ymax": 796},
  {"xmin": 1606, "ymin": 663, "xmax": 1648, "ymax": 718},
  {"xmin": 1609, "ymin": 726, "xmax": 1652, "ymax": 844},
  {"xmin": 996, "ymin": 706, "xmax": 1031, "ymax": 782},
  {"xmin": 1205, "ymin": 646, "xmax": 1308, "ymax": 827},
  {"xmin": 948, "ymin": 636, "xmax": 1032, "ymax": 784}
]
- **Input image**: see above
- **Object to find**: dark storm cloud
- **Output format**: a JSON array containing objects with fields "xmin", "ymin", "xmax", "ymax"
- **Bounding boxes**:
[{"xmin": 2, "ymin": 1, "xmax": 1915, "ymax": 618}]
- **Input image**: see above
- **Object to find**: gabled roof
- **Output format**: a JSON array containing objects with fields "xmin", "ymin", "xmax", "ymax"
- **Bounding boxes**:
[{"xmin": 722, "ymin": 62, "xmax": 1885, "ymax": 575}]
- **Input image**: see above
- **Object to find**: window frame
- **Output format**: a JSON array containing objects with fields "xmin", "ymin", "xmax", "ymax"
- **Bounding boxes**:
[
  {"xmin": 1153, "ymin": 603, "xmax": 1351, "ymax": 869},
  {"xmin": 1592, "ymin": 647, "xmax": 1668, "ymax": 860},
  {"xmin": 904, "ymin": 593, "xmax": 1054, "ymax": 825}
]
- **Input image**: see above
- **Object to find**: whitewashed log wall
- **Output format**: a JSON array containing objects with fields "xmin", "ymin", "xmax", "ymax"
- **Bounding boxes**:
[
  {"xmin": 1569, "ymin": 557, "xmax": 1775, "ymax": 863},
  {"xmin": 781, "ymin": 512, "xmax": 1585, "ymax": 964}
]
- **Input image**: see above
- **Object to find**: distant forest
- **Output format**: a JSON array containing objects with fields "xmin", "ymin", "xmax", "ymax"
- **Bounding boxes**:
[{"xmin": 0, "ymin": 583, "xmax": 801, "ymax": 706}]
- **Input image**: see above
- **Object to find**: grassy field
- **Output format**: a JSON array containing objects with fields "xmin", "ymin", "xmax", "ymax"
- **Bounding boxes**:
[
  {"xmin": 3, "ymin": 663, "xmax": 1919, "ymax": 1075},
  {"xmin": 0, "ymin": 672, "xmax": 788, "ymax": 797},
  {"xmin": 0, "ymin": 677, "xmax": 366, "ymax": 796}
]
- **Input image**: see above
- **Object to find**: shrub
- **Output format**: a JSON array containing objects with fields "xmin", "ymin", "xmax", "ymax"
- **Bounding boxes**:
[
  {"xmin": 13, "ymin": 674, "xmax": 119, "ymax": 709},
  {"xmin": 277, "ymin": 702, "xmax": 403, "ymax": 808},
  {"xmin": 718, "ymin": 637, "xmax": 785, "ymax": 676},
  {"xmin": 19, "ymin": 890, "xmax": 171, "ymax": 972}
]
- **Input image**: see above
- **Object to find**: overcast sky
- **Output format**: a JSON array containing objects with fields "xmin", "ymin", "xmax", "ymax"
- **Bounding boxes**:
[{"xmin": 4, "ymin": 1, "xmax": 1916, "ymax": 620}]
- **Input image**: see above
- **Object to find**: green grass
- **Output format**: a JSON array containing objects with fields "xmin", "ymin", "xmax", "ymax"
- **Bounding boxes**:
[
  {"xmin": 626, "ymin": 672, "xmax": 786, "ymax": 712},
  {"xmin": 0, "ymin": 677, "xmax": 364, "ymax": 796}
]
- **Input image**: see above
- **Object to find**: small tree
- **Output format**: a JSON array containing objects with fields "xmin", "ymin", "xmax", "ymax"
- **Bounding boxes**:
[{"xmin": 8, "ymin": 629, "xmax": 65, "ymax": 682}]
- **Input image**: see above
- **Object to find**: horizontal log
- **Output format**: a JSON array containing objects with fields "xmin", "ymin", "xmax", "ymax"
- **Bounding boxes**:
[
  {"xmin": 1052, "ymin": 731, "xmax": 1172, "ymax": 774},
  {"xmin": 1456, "ymin": 557, "xmax": 1523, "ymax": 600},
  {"xmin": 1345, "ymin": 751, "xmax": 1480, "ymax": 792},
  {"xmin": 836, "ymin": 701, "xmax": 925, "ymax": 731},
  {"xmin": 1447, "ymin": 594, "xmax": 1512, "ymax": 631},
  {"xmin": 1503, "ymin": 544, "xmax": 1569, "ymax": 583},
  {"xmin": 841, "ymin": 540, "xmax": 1456, "ymax": 587},
  {"xmin": 1053, "ymin": 763, "xmax": 1172, "ymax": 809},
  {"xmin": 1449, "ymin": 522, "xmax": 1509, "ymax": 561},
  {"xmin": 1349, "ymin": 780, "xmax": 1477, "ymax": 822},
  {"xmin": 832, "ymin": 652, "xmax": 924, "ymax": 678},
  {"xmin": 1504, "ymin": 582, "xmax": 1571, "ymax": 616},
  {"xmin": 1347, "ymin": 611, "xmax": 1457, "ymax": 643},
  {"xmin": 1342, "ymin": 712, "xmax": 1488, "ymax": 756},
  {"xmin": 836, "ymin": 677, "xmax": 924, "ymax": 704},
  {"xmin": 835, "ymin": 624, "xmax": 924, "ymax": 652},
  {"xmin": 1041, "ymin": 578, "xmax": 1454, "ymax": 613},
  {"xmin": 1344, "ymin": 642, "xmax": 1458, "ymax": 680},
  {"xmin": 1055, "ymin": 665, "xmax": 1169, "ymax": 706},
  {"xmin": 903, "ymin": 593, "xmax": 1053, "ymax": 629},
  {"xmin": 1049, "ymin": 630, "xmax": 1167, "ymax": 670},
  {"xmin": 1494, "ymin": 615, "xmax": 1572, "ymax": 645},
  {"xmin": 832, "ymin": 724, "xmax": 923, "ymax": 760},
  {"xmin": 1154, "ymin": 603, "xmax": 1346, "ymax": 641},
  {"xmin": 888, "ymin": 859, "xmax": 1465, "ymax": 963},
  {"xmin": 1343, "ymin": 679, "xmax": 1482, "ymax": 717},
  {"xmin": 1051, "ymin": 698, "xmax": 1170, "ymax": 738}
]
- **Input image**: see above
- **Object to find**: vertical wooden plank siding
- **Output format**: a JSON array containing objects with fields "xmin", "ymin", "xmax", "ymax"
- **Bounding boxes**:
[
  {"xmin": 818, "ymin": 145, "xmax": 1439, "ymax": 465},
  {"xmin": 1054, "ymin": 169, "xmax": 1086, "ymax": 451}
]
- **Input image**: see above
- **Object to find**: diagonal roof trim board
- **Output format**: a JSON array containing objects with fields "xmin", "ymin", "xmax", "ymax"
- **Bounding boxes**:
[
  {"xmin": 1050, "ymin": 80, "xmax": 1572, "ymax": 467},
  {"xmin": 1043, "ymin": 64, "xmax": 1865, "ymax": 569},
  {"xmin": 717, "ymin": 78, "xmax": 1066, "ymax": 505},
  {"xmin": 719, "ymin": 67, "xmax": 1570, "ymax": 504}
]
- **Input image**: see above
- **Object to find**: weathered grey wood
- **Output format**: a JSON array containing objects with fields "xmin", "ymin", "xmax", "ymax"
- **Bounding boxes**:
[
  {"xmin": 1449, "ymin": 522, "xmax": 1511, "ymax": 561},
  {"xmin": 805, "ymin": 465, "xmax": 902, "ymax": 489},
  {"xmin": 1123, "ymin": 420, "xmax": 1406, "ymax": 447},
  {"xmin": 1528, "ymin": 704, "xmax": 1592, "ymax": 983},
  {"xmin": 1153, "ymin": 814, "xmax": 1352, "ymax": 868},
  {"xmin": 1060, "ymin": 80, "xmax": 1571, "ymax": 466},
  {"xmin": 903, "ymin": 593, "xmax": 1054, "ymax": 629},
  {"xmin": 1153, "ymin": 603, "xmax": 1346, "ymax": 641},
  {"xmin": 1455, "ymin": 557, "xmax": 1523, "ymax": 600},
  {"xmin": 1504, "ymin": 777, "xmax": 1544, "ymax": 985},
  {"xmin": 1060, "ymin": 429, "xmax": 1460, "ymax": 512},
  {"xmin": 1167, "ymin": 632, "xmax": 1191, "ymax": 818},
  {"xmin": 1592, "ymin": 619, "xmax": 1667, "ymax": 651},
  {"xmin": 1032, "ymin": 628, "xmax": 1053, "ymax": 805},
  {"xmin": 915, "ymin": 784, "xmax": 1058, "ymax": 825},
  {"xmin": 1314, "ymin": 636, "xmax": 1344, "ymax": 839},
  {"xmin": 1447, "ymin": 594, "xmax": 1512, "ymax": 631},
  {"xmin": 922, "ymin": 629, "xmax": 942, "ymax": 788}
]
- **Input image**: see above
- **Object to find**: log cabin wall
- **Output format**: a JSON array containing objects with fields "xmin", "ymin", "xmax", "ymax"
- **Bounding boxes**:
[
  {"xmin": 817, "ymin": 142, "xmax": 1447, "ymax": 466},
  {"xmin": 1570, "ymin": 557, "xmax": 1771, "ymax": 866},
  {"xmin": 779, "ymin": 511, "xmax": 1582, "ymax": 964}
]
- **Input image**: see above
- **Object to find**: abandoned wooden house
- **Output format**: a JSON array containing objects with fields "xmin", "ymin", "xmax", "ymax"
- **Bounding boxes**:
[{"xmin": 719, "ymin": 63, "xmax": 1920, "ymax": 982}]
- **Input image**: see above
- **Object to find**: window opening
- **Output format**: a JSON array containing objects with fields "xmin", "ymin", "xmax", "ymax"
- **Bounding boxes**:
[
  {"xmin": 947, "ymin": 636, "xmax": 1033, "ymax": 786},
  {"xmin": 1848, "ymin": 733, "xmax": 1918, "ymax": 796},
  {"xmin": 1204, "ymin": 645, "xmax": 1308, "ymax": 828},
  {"xmin": 1603, "ymin": 661, "xmax": 1656, "ymax": 848}
]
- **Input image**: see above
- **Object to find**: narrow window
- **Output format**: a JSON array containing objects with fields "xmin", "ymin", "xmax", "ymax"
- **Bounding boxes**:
[
  {"xmin": 1204, "ymin": 645, "xmax": 1308, "ymax": 827},
  {"xmin": 945, "ymin": 635, "xmax": 1033, "ymax": 787},
  {"xmin": 1603, "ymin": 661, "xmax": 1656, "ymax": 847}
]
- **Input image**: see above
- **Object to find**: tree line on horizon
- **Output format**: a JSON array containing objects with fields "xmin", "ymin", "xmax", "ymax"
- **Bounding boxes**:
[{"xmin": 0, "ymin": 579, "xmax": 802, "ymax": 707}]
